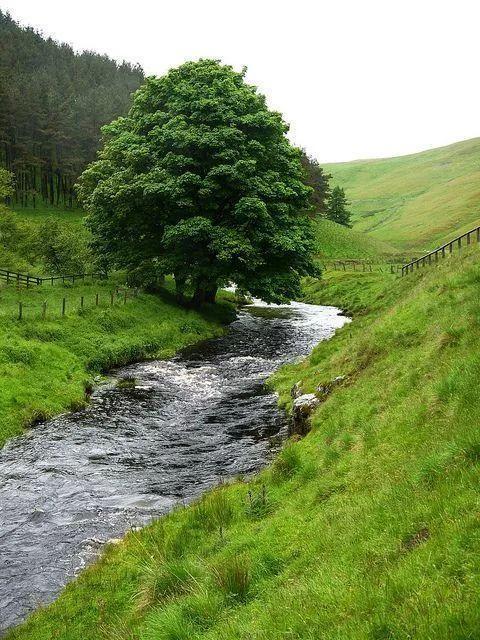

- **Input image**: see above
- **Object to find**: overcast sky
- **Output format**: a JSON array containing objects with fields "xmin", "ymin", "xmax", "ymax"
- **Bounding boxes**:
[{"xmin": 3, "ymin": 0, "xmax": 479, "ymax": 163}]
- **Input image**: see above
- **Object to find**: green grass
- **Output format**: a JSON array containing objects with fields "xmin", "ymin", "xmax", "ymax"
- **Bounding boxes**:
[
  {"xmin": 9, "ymin": 203, "xmax": 85, "ymax": 227},
  {"xmin": 8, "ymin": 242, "xmax": 480, "ymax": 639},
  {"xmin": 0, "ymin": 278, "xmax": 233, "ymax": 446},
  {"xmin": 302, "ymin": 269, "xmax": 395, "ymax": 315},
  {"xmin": 325, "ymin": 137, "xmax": 480, "ymax": 252},
  {"xmin": 313, "ymin": 218, "xmax": 397, "ymax": 260}
]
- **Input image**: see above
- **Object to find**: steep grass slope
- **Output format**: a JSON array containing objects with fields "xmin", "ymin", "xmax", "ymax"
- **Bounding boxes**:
[
  {"xmin": 325, "ymin": 137, "xmax": 480, "ymax": 252},
  {"xmin": 313, "ymin": 218, "xmax": 396, "ymax": 260},
  {"xmin": 9, "ymin": 245, "xmax": 480, "ymax": 639}
]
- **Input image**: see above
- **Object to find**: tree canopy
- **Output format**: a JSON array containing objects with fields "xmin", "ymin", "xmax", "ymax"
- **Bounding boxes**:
[
  {"xmin": 78, "ymin": 59, "xmax": 319, "ymax": 304},
  {"xmin": 326, "ymin": 186, "xmax": 351, "ymax": 227}
]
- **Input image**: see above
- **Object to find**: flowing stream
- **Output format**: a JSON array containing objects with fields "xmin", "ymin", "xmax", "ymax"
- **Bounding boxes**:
[{"xmin": 0, "ymin": 301, "xmax": 349, "ymax": 632}]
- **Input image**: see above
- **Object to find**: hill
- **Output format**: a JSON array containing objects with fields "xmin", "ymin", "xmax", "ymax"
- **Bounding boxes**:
[
  {"xmin": 0, "ymin": 10, "xmax": 144, "ymax": 209},
  {"xmin": 314, "ymin": 218, "xmax": 397, "ymax": 260},
  {"xmin": 325, "ymin": 137, "xmax": 480, "ymax": 252},
  {"xmin": 9, "ymin": 245, "xmax": 480, "ymax": 639}
]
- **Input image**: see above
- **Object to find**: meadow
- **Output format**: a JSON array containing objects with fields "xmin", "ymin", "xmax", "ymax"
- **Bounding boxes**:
[
  {"xmin": 325, "ymin": 137, "xmax": 480, "ymax": 252},
  {"xmin": 0, "ymin": 277, "xmax": 233, "ymax": 447},
  {"xmin": 8, "ymin": 241, "xmax": 480, "ymax": 639}
]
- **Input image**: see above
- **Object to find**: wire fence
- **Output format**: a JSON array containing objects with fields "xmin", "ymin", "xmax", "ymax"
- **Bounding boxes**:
[{"xmin": 7, "ymin": 286, "xmax": 140, "ymax": 321}]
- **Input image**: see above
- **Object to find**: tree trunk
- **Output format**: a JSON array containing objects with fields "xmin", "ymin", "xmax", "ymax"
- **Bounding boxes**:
[
  {"xmin": 174, "ymin": 274, "xmax": 186, "ymax": 302},
  {"xmin": 192, "ymin": 284, "xmax": 217, "ymax": 306}
]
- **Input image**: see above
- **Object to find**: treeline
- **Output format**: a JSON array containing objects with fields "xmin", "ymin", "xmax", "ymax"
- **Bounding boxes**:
[{"xmin": 0, "ymin": 11, "xmax": 144, "ymax": 208}]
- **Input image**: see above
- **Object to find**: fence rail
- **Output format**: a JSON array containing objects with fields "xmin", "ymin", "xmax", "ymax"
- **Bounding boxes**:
[
  {"xmin": 401, "ymin": 224, "xmax": 480, "ymax": 276},
  {"xmin": 0, "ymin": 269, "xmax": 108, "ymax": 287}
]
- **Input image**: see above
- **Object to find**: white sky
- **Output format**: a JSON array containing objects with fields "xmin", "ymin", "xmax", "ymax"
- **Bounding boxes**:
[{"xmin": 3, "ymin": 0, "xmax": 480, "ymax": 163}]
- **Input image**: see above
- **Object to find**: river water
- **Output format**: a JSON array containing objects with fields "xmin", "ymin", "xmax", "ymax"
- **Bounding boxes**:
[{"xmin": 0, "ymin": 301, "xmax": 348, "ymax": 632}]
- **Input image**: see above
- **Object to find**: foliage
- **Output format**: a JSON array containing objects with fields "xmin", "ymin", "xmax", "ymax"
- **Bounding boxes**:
[
  {"xmin": 8, "ymin": 246, "xmax": 480, "ymax": 640},
  {"xmin": 300, "ymin": 151, "xmax": 331, "ymax": 216},
  {"xmin": 0, "ymin": 168, "xmax": 14, "ymax": 199},
  {"xmin": 0, "ymin": 209, "xmax": 37, "ymax": 271},
  {"xmin": 0, "ymin": 10, "xmax": 144, "ymax": 208},
  {"xmin": 324, "ymin": 137, "xmax": 480, "ymax": 251},
  {"xmin": 326, "ymin": 185, "xmax": 351, "ymax": 227},
  {"xmin": 78, "ymin": 59, "xmax": 318, "ymax": 304},
  {"xmin": 35, "ymin": 218, "xmax": 93, "ymax": 275}
]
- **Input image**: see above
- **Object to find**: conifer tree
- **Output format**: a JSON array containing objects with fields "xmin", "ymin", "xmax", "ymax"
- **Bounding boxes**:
[{"xmin": 326, "ymin": 186, "xmax": 351, "ymax": 227}]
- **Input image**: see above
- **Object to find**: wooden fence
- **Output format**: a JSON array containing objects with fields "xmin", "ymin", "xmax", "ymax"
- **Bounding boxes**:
[
  {"xmin": 323, "ymin": 260, "xmax": 404, "ymax": 274},
  {"xmin": 0, "ymin": 269, "xmax": 108, "ymax": 288},
  {"xmin": 401, "ymin": 224, "xmax": 480, "ymax": 276},
  {"xmin": 13, "ymin": 287, "xmax": 139, "ymax": 321}
]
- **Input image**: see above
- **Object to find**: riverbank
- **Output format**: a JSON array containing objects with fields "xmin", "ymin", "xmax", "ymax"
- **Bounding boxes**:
[
  {"xmin": 0, "ymin": 281, "xmax": 234, "ymax": 447},
  {"xmin": 8, "ymin": 250, "xmax": 480, "ymax": 639}
]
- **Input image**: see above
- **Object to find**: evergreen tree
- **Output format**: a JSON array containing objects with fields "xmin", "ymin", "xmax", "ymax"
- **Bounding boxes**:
[
  {"xmin": 300, "ymin": 152, "xmax": 331, "ymax": 216},
  {"xmin": 78, "ymin": 60, "xmax": 319, "ymax": 304},
  {"xmin": 0, "ymin": 10, "xmax": 144, "ymax": 208},
  {"xmin": 326, "ymin": 186, "xmax": 351, "ymax": 227}
]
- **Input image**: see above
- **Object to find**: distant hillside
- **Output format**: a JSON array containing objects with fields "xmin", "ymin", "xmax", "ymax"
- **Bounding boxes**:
[
  {"xmin": 325, "ymin": 138, "xmax": 480, "ymax": 252},
  {"xmin": 314, "ymin": 218, "xmax": 396, "ymax": 260},
  {"xmin": 0, "ymin": 11, "xmax": 144, "ymax": 208}
]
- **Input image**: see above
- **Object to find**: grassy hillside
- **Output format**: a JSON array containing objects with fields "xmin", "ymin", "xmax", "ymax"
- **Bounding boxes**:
[
  {"xmin": 325, "ymin": 137, "xmax": 480, "ymax": 252},
  {"xmin": 313, "ymin": 218, "xmax": 396, "ymax": 260},
  {"xmin": 0, "ymin": 279, "xmax": 232, "ymax": 447},
  {"xmin": 9, "ymin": 245, "xmax": 480, "ymax": 639}
]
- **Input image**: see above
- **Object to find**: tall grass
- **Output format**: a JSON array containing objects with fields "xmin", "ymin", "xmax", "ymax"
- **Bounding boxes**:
[{"xmin": 8, "ymin": 246, "xmax": 480, "ymax": 640}]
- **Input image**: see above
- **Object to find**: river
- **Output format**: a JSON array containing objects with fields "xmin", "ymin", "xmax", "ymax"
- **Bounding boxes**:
[{"xmin": 0, "ymin": 301, "xmax": 349, "ymax": 632}]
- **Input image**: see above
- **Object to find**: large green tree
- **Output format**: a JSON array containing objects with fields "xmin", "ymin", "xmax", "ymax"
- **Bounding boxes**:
[{"xmin": 78, "ymin": 60, "xmax": 318, "ymax": 304}]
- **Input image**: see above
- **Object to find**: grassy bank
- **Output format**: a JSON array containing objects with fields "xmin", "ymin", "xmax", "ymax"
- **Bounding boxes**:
[
  {"xmin": 325, "ymin": 137, "xmax": 480, "ymax": 252},
  {"xmin": 0, "ymin": 279, "xmax": 233, "ymax": 447},
  {"xmin": 313, "ymin": 218, "xmax": 396, "ymax": 261},
  {"xmin": 8, "ymin": 245, "xmax": 480, "ymax": 639}
]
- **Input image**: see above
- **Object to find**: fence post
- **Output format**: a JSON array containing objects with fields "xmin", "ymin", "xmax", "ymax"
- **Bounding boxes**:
[
  {"xmin": 80, "ymin": 296, "xmax": 84, "ymax": 310},
  {"xmin": 42, "ymin": 300, "xmax": 47, "ymax": 320},
  {"xmin": 18, "ymin": 301, "xmax": 23, "ymax": 320},
  {"xmin": 62, "ymin": 298, "xmax": 66, "ymax": 316},
  {"xmin": 6, "ymin": 271, "xmax": 9, "ymax": 284},
  {"xmin": 467, "ymin": 232, "xmax": 471, "ymax": 245},
  {"xmin": 95, "ymin": 292, "xmax": 99, "ymax": 306},
  {"xmin": 51, "ymin": 277, "xmax": 54, "ymax": 286}
]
